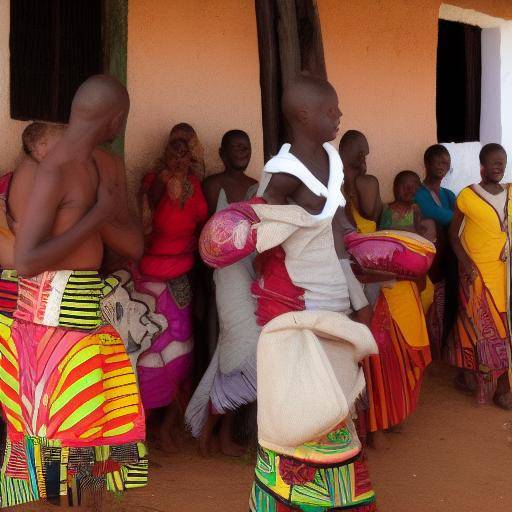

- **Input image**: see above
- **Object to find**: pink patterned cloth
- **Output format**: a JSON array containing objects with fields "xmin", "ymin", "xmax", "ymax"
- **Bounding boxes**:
[
  {"xmin": 199, "ymin": 200, "xmax": 262, "ymax": 268},
  {"xmin": 345, "ymin": 230, "xmax": 435, "ymax": 279},
  {"xmin": 132, "ymin": 268, "xmax": 194, "ymax": 410}
]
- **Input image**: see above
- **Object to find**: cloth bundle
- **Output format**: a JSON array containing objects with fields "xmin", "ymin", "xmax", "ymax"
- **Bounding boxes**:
[
  {"xmin": 345, "ymin": 230, "xmax": 436, "ymax": 279},
  {"xmin": 199, "ymin": 200, "xmax": 261, "ymax": 268},
  {"xmin": 257, "ymin": 310, "xmax": 377, "ymax": 452}
]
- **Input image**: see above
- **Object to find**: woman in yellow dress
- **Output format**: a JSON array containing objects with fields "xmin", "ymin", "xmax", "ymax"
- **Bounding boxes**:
[{"xmin": 448, "ymin": 143, "xmax": 512, "ymax": 408}]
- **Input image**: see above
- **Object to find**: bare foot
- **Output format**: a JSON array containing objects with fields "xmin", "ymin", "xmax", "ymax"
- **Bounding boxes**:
[
  {"xmin": 494, "ymin": 392, "xmax": 512, "ymax": 410},
  {"xmin": 219, "ymin": 411, "xmax": 246, "ymax": 457},
  {"xmin": 199, "ymin": 413, "xmax": 221, "ymax": 457},
  {"xmin": 220, "ymin": 438, "xmax": 246, "ymax": 457},
  {"xmin": 454, "ymin": 371, "xmax": 476, "ymax": 396}
]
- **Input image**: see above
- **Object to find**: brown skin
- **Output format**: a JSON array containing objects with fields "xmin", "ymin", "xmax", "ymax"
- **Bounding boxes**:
[
  {"xmin": 392, "ymin": 174, "xmax": 431, "ymax": 239},
  {"xmin": 5, "ymin": 128, "xmax": 66, "ymax": 268},
  {"xmin": 264, "ymin": 78, "xmax": 372, "ymax": 324},
  {"xmin": 423, "ymin": 151, "xmax": 451, "ymax": 196},
  {"xmin": 13, "ymin": 75, "xmax": 143, "ymax": 277},
  {"xmin": 199, "ymin": 132, "xmax": 257, "ymax": 457},
  {"xmin": 449, "ymin": 148, "xmax": 511, "ymax": 408},
  {"xmin": 202, "ymin": 133, "xmax": 257, "ymax": 216},
  {"xmin": 339, "ymin": 133, "xmax": 383, "ymax": 223}
]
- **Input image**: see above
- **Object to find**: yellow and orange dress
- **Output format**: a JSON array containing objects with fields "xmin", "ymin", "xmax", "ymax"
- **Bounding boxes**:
[
  {"xmin": 352, "ymin": 204, "xmax": 431, "ymax": 431},
  {"xmin": 448, "ymin": 185, "xmax": 511, "ymax": 402}
]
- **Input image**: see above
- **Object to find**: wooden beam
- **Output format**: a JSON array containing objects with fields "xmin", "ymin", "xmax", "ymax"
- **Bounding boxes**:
[
  {"xmin": 102, "ymin": 0, "xmax": 128, "ymax": 156},
  {"xmin": 276, "ymin": 0, "xmax": 301, "ymax": 87},
  {"xmin": 255, "ymin": 0, "xmax": 281, "ymax": 160},
  {"xmin": 295, "ymin": 0, "xmax": 327, "ymax": 79}
]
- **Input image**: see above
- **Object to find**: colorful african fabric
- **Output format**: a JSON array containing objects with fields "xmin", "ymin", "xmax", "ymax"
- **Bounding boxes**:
[
  {"xmin": 0, "ymin": 270, "xmax": 147, "ymax": 507},
  {"xmin": 250, "ymin": 439, "xmax": 376, "ymax": 512},
  {"xmin": 344, "ymin": 229, "xmax": 435, "ymax": 280},
  {"xmin": 447, "ymin": 185, "xmax": 511, "ymax": 401},
  {"xmin": 364, "ymin": 281, "xmax": 431, "ymax": 431},
  {"xmin": 132, "ymin": 270, "xmax": 194, "ymax": 410},
  {"xmin": 135, "ymin": 169, "xmax": 207, "ymax": 409},
  {"xmin": 425, "ymin": 280, "xmax": 445, "ymax": 360}
]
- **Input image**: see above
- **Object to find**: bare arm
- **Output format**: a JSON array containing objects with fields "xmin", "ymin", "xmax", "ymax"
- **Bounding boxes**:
[
  {"xmin": 449, "ymin": 207, "xmax": 476, "ymax": 281},
  {"xmin": 354, "ymin": 174, "xmax": 383, "ymax": 221},
  {"xmin": 96, "ymin": 153, "xmax": 143, "ymax": 261},
  {"xmin": 14, "ymin": 165, "xmax": 110, "ymax": 277},
  {"xmin": 202, "ymin": 176, "xmax": 222, "ymax": 217},
  {"xmin": 263, "ymin": 173, "xmax": 301, "ymax": 205}
]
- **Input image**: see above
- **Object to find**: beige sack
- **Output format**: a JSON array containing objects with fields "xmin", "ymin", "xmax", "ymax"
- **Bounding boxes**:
[{"xmin": 257, "ymin": 310, "xmax": 377, "ymax": 452}]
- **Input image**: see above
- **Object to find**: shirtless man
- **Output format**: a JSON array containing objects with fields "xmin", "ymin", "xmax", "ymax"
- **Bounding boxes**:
[
  {"xmin": 202, "ymin": 129, "xmax": 257, "ymax": 214},
  {"xmin": 1, "ymin": 75, "xmax": 147, "ymax": 507},
  {"xmin": 339, "ymin": 130, "xmax": 382, "ymax": 231}
]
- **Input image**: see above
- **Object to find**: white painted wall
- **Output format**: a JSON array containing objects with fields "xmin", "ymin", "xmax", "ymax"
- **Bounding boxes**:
[
  {"xmin": 440, "ymin": 4, "xmax": 512, "ymax": 188},
  {"xmin": 480, "ymin": 27, "xmax": 501, "ymax": 145},
  {"xmin": 500, "ymin": 21, "xmax": 512, "ymax": 177}
]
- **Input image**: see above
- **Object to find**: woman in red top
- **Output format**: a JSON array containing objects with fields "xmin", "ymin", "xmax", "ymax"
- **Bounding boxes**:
[{"xmin": 135, "ymin": 129, "xmax": 208, "ymax": 451}]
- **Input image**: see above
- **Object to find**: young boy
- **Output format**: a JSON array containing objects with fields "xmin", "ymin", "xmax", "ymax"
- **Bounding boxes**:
[
  {"xmin": 1, "ymin": 75, "xmax": 147, "ymax": 507},
  {"xmin": 186, "ymin": 130, "xmax": 259, "ymax": 457},
  {"xmin": 449, "ymin": 143, "xmax": 512, "ymax": 409},
  {"xmin": 200, "ymin": 75, "xmax": 377, "ymax": 511}
]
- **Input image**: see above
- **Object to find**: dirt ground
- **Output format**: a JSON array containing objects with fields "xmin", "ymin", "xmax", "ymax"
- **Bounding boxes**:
[{"xmin": 18, "ymin": 362, "xmax": 512, "ymax": 512}]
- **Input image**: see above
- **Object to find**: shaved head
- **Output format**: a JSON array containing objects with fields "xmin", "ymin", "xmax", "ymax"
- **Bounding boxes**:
[
  {"xmin": 282, "ymin": 75, "xmax": 336, "ymax": 122},
  {"xmin": 339, "ymin": 130, "xmax": 367, "ymax": 154},
  {"xmin": 70, "ymin": 74, "xmax": 129, "ymax": 122},
  {"xmin": 69, "ymin": 74, "xmax": 129, "ymax": 144},
  {"xmin": 281, "ymin": 75, "xmax": 341, "ymax": 143},
  {"xmin": 339, "ymin": 130, "xmax": 369, "ymax": 176}
]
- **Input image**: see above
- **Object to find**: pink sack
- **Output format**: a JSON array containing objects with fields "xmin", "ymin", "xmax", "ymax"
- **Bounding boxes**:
[
  {"xmin": 345, "ymin": 230, "xmax": 436, "ymax": 279},
  {"xmin": 199, "ymin": 200, "xmax": 262, "ymax": 268}
]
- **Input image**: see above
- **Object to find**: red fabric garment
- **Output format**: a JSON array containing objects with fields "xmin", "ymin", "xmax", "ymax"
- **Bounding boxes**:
[
  {"xmin": 140, "ymin": 174, "xmax": 208, "ymax": 280},
  {"xmin": 251, "ymin": 246, "xmax": 305, "ymax": 326}
]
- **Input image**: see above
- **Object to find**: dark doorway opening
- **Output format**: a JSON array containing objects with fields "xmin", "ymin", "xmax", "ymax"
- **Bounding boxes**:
[{"xmin": 436, "ymin": 19, "xmax": 482, "ymax": 143}]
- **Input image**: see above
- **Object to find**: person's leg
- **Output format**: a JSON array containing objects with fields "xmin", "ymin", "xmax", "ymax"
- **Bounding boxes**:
[
  {"xmin": 494, "ymin": 372, "xmax": 512, "ymax": 409},
  {"xmin": 219, "ymin": 411, "xmax": 246, "ymax": 457},
  {"xmin": 198, "ymin": 410, "xmax": 221, "ymax": 457}
]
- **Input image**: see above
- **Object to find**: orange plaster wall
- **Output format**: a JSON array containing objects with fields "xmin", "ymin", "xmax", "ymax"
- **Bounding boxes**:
[
  {"xmin": 319, "ymin": 0, "xmax": 512, "ymax": 200},
  {"xmin": 125, "ymin": 0, "xmax": 264, "ymax": 196}
]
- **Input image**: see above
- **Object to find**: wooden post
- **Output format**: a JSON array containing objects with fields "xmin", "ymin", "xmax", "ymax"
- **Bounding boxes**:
[
  {"xmin": 255, "ymin": 0, "xmax": 327, "ymax": 155},
  {"xmin": 103, "ymin": 0, "xmax": 128, "ymax": 156},
  {"xmin": 296, "ymin": 0, "xmax": 326, "ymax": 79},
  {"xmin": 255, "ymin": 0, "xmax": 281, "ymax": 160}
]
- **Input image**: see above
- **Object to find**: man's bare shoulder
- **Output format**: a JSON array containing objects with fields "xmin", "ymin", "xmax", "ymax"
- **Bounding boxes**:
[
  {"xmin": 267, "ymin": 172, "xmax": 301, "ymax": 191},
  {"xmin": 355, "ymin": 174, "xmax": 380, "ymax": 188},
  {"xmin": 263, "ymin": 172, "xmax": 301, "ymax": 205},
  {"xmin": 202, "ymin": 172, "xmax": 225, "ymax": 194},
  {"xmin": 13, "ymin": 157, "xmax": 38, "ymax": 180}
]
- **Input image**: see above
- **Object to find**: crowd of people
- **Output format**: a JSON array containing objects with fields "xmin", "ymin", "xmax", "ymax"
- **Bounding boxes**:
[{"xmin": 0, "ymin": 72, "xmax": 509, "ymax": 511}]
